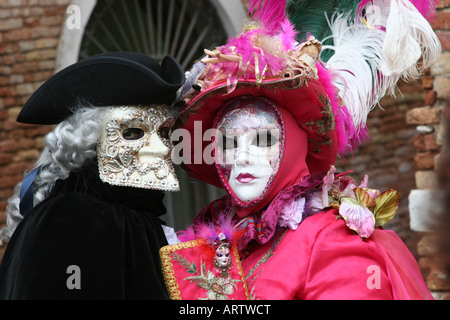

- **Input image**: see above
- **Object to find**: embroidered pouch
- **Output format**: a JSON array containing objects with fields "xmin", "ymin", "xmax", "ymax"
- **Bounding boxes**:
[{"xmin": 160, "ymin": 239, "xmax": 250, "ymax": 300}]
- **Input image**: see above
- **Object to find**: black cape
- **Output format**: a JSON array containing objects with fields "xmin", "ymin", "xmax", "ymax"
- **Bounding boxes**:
[{"xmin": 0, "ymin": 159, "xmax": 170, "ymax": 299}]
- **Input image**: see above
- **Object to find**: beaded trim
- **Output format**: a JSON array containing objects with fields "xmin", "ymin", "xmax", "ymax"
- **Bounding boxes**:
[{"xmin": 159, "ymin": 240, "xmax": 201, "ymax": 300}]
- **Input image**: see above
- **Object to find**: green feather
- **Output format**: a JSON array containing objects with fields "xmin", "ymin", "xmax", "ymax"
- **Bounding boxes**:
[{"xmin": 286, "ymin": 0, "xmax": 361, "ymax": 62}]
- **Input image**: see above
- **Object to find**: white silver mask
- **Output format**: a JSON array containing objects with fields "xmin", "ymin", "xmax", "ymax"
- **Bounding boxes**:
[
  {"xmin": 97, "ymin": 105, "xmax": 179, "ymax": 191},
  {"xmin": 216, "ymin": 101, "xmax": 281, "ymax": 203}
]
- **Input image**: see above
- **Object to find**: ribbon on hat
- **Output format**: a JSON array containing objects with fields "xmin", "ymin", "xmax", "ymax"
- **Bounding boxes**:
[{"xmin": 19, "ymin": 166, "xmax": 41, "ymax": 217}]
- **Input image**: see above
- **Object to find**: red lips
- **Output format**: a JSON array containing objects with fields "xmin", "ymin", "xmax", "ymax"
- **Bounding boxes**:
[{"xmin": 236, "ymin": 173, "xmax": 255, "ymax": 183}]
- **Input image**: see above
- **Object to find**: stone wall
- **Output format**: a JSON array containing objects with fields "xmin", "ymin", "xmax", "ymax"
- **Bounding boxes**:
[{"xmin": 0, "ymin": 0, "xmax": 69, "ymax": 258}]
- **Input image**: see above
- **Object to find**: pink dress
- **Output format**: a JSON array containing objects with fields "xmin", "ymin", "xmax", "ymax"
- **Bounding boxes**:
[{"xmin": 241, "ymin": 209, "xmax": 432, "ymax": 300}]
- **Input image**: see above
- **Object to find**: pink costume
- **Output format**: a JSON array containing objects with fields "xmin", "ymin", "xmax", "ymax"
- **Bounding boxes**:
[
  {"xmin": 185, "ymin": 166, "xmax": 432, "ymax": 299},
  {"xmin": 159, "ymin": 0, "xmax": 440, "ymax": 300},
  {"xmin": 241, "ymin": 210, "xmax": 432, "ymax": 300}
]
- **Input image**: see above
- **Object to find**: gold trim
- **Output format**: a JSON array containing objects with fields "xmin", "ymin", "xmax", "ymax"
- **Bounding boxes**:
[
  {"xmin": 160, "ymin": 239, "xmax": 206, "ymax": 300},
  {"xmin": 232, "ymin": 242, "xmax": 250, "ymax": 300},
  {"xmin": 159, "ymin": 239, "xmax": 250, "ymax": 300}
]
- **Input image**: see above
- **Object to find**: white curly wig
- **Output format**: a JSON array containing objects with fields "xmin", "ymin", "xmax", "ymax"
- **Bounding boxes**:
[{"xmin": 0, "ymin": 104, "xmax": 109, "ymax": 244}]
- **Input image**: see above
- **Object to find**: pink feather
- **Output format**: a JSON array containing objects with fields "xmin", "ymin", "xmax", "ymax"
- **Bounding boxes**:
[
  {"xmin": 316, "ymin": 63, "xmax": 368, "ymax": 155},
  {"xmin": 176, "ymin": 226, "xmax": 196, "ymax": 242},
  {"xmin": 226, "ymin": 28, "xmax": 285, "ymax": 77},
  {"xmin": 280, "ymin": 18, "xmax": 299, "ymax": 51},
  {"xmin": 204, "ymin": 26, "xmax": 289, "ymax": 92},
  {"xmin": 195, "ymin": 213, "xmax": 238, "ymax": 245},
  {"xmin": 177, "ymin": 213, "xmax": 240, "ymax": 245},
  {"xmin": 247, "ymin": 0, "xmax": 288, "ymax": 34},
  {"xmin": 196, "ymin": 222, "xmax": 220, "ymax": 245},
  {"xmin": 409, "ymin": 0, "xmax": 438, "ymax": 19}
]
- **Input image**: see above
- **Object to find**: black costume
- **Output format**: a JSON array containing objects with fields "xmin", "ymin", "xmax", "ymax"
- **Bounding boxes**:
[
  {"xmin": 0, "ymin": 159, "xmax": 169, "ymax": 299},
  {"xmin": 0, "ymin": 52, "xmax": 185, "ymax": 299}
]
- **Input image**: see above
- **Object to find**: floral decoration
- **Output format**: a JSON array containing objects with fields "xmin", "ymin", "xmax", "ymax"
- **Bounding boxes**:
[
  {"xmin": 319, "ymin": 165, "xmax": 400, "ymax": 238},
  {"xmin": 278, "ymin": 196, "xmax": 305, "ymax": 230},
  {"xmin": 277, "ymin": 165, "xmax": 400, "ymax": 239}
]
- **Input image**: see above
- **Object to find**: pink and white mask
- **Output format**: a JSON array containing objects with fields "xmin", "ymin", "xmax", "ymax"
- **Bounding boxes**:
[
  {"xmin": 97, "ymin": 105, "xmax": 179, "ymax": 191},
  {"xmin": 215, "ymin": 97, "xmax": 282, "ymax": 203}
]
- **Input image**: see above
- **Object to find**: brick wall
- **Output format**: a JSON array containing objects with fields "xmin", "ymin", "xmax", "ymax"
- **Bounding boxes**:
[
  {"xmin": 335, "ymin": 0, "xmax": 450, "ymax": 300},
  {"xmin": 0, "ymin": 0, "xmax": 69, "ymax": 258},
  {"xmin": 336, "ymin": 80, "xmax": 425, "ymax": 256},
  {"xmin": 404, "ymin": 0, "xmax": 450, "ymax": 300}
]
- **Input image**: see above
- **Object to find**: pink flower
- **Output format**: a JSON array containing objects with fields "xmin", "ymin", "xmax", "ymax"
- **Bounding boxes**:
[
  {"xmin": 304, "ymin": 190, "xmax": 324, "ymax": 214},
  {"xmin": 359, "ymin": 175, "xmax": 369, "ymax": 188},
  {"xmin": 339, "ymin": 197, "xmax": 376, "ymax": 238},
  {"xmin": 355, "ymin": 175, "xmax": 380, "ymax": 201},
  {"xmin": 338, "ymin": 176, "xmax": 358, "ymax": 199},
  {"xmin": 365, "ymin": 188, "xmax": 381, "ymax": 200},
  {"xmin": 278, "ymin": 197, "xmax": 305, "ymax": 230}
]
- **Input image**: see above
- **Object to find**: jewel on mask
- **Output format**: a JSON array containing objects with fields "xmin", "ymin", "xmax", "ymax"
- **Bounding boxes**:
[{"xmin": 97, "ymin": 105, "xmax": 179, "ymax": 191}]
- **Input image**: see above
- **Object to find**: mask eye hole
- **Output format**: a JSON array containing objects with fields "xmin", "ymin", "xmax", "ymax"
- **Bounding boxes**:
[
  {"xmin": 221, "ymin": 136, "xmax": 238, "ymax": 150},
  {"xmin": 252, "ymin": 131, "xmax": 276, "ymax": 147},
  {"xmin": 122, "ymin": 128, "xmax": 145, "ymax": 140},
  {"xmin": 158, "ymin": 126, "xmax": 171, "ymax": 140}
]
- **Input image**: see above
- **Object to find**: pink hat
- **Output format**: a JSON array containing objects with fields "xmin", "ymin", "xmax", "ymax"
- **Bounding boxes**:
[{"xmin": 175, "ymin": 0, "xmax": 440, "ymax": 189}]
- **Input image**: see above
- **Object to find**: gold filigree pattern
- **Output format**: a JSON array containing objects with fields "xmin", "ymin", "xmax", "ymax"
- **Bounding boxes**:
[
  {"xmin": 302, "ymin": 89, "xmax": 335, "ymax": 153},
  {"xmin": 97, "ymin": 105, "xmax": 179, "ymax": 191}
]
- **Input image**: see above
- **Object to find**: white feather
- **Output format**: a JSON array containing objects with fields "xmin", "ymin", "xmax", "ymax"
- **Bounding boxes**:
[
  {"xmin": 381, "ymin": 0, "xmax": 441, "ymax": 79},
  {"xmin": 320, "ymin": 0, "xmax": 440, "ymax": 142},
  {"xmin": 321, "ymin": 13, "xmax": 388, "ymax": 135}
]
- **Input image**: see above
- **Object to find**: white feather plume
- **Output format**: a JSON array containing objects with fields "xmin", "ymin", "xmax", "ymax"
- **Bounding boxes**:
[
  {"xmin": 320, "ymin": 0, "xmax": 441, "ymax": 143},
  {"xmin": 381, "ymin": 0, "xmax": 441, "ymax": 79},
  {"xmin": 321, "ymin": 12, "xmax": 388, "ymax": 137}
]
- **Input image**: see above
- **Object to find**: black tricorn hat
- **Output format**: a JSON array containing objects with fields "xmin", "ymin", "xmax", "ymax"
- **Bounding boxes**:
[{"xmin": 17, "ymin": 52, "xmax": 186, "ymax": 125}]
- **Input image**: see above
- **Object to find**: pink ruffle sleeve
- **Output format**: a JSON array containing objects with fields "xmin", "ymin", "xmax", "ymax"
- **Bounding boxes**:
[
  {"xmin": 370, "ymin": 229, "xmax": 433, "ymax": 299},
  {"xmin": 300, "ymin": 210, "xmax": 432, "ymax": 299}
]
